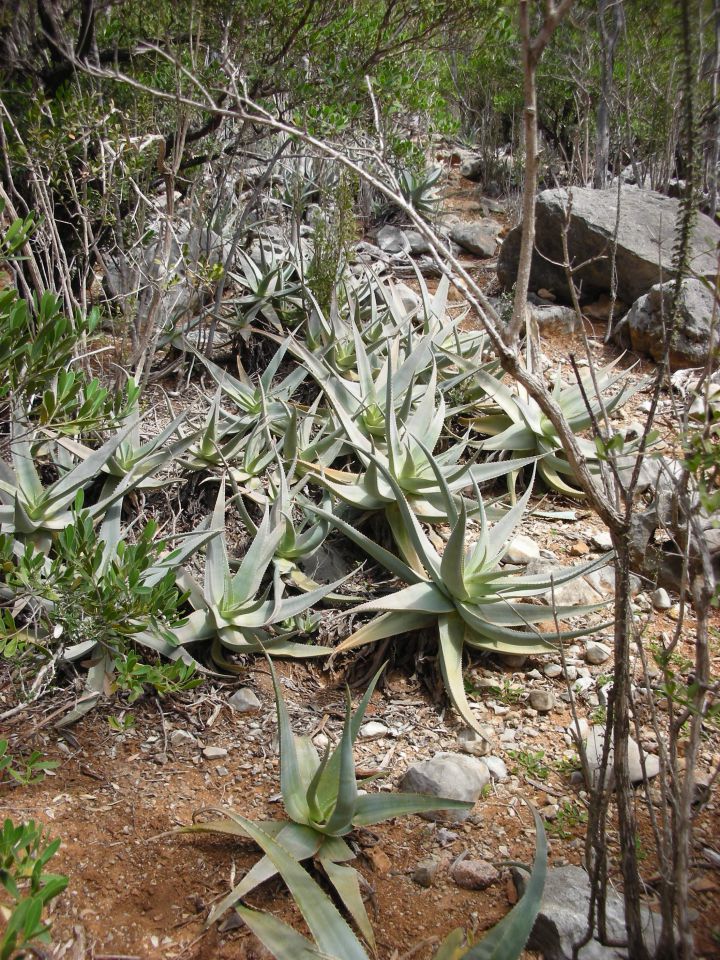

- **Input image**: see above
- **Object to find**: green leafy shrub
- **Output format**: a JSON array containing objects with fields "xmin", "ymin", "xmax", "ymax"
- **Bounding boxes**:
[{"xmin": 0, "ymin": 819, "xmax": 67, "ymax": 960}]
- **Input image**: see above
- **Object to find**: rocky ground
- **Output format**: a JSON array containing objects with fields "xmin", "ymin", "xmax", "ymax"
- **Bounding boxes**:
[{"xmin": 2, "ymin": 160, "xmax": 719, "ymax": 960}]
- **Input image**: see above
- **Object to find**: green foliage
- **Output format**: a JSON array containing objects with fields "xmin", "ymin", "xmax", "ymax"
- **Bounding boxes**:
[
  {"xmin": 508, "ymin": 749, "xmax": 549, "ymax": 781},
  {"xmin": 0, "ymin": 819, "xmax": 67, "ymax": 960},
  {"xmin": 546, "ymin": 801, "xmax": 587, "ymax": 840},
  {"xmin": 0, "ymin": 741, "xmax": 58, "ymax": 788}
]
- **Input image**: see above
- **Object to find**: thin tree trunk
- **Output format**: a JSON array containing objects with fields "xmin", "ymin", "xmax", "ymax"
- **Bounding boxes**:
[{"xmin": 593, "ymin": 0, "xmax": 624, "ymax": 189}]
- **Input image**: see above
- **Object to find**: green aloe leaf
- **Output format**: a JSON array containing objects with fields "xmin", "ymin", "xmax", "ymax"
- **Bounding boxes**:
[
  {"xmin": 457, "ymin": 805, "xmax": 546, "ymax": 959},
  {"xmin": 437, "ymin": 613, "xmax": 482, "ymax": 731},
  {"xmin": 352, "ymin": 792, "xmax": 472, "ymax": 826},
  {"xmin": 229, "ymin": 816, "xmax": 369, "ymax": 960},
  {"xmin": 320, "ymin": 857, "xmax": 376, "ymax": 952},
  {"xmin": 234, "ymin": 906, "xmax": 324, "ymax": 959}
]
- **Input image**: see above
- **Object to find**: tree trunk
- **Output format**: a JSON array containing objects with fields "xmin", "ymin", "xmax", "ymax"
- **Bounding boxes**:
[{"xmin": 593, "ymin": 0, "xmax": 624, "ymax": 189}]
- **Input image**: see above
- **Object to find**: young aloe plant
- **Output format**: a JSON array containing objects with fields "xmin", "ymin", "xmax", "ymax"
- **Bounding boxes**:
[
  {"xmin": 195, "ymin": 339, "xmax": 307, "ymax": 432},
  {"xmin": 185, "ymin": 663, "xmax": 471, "ymax": 947},
  {"xmin": 193, "ymin": 797, "xmax": 546, "ymax": 960},
  {"xmin": 227, "ymin": 246, "xmax": 303, "ymax": 330},
  {"xmin": 397, "ymin": 164, "xmax": 443, "ymax": 218},
  {"xmin": 468, "ymin": 360, "xmax": 642, "ymax": 497},
  {"xmin": 172, "ymin": 483, "xmax": 344, "ymax": 661},
  {"xmin": 180, "ymin": 392, "xmax": 274, "ymax": 482},
  {"xmin": 313, "ymin": 460, "xmax": 610, "ymax": 732},
  {"xmin": 57, "ymin": 405, "xmax": 195, "ymax": 498},
  {"xmin": 0, "ymin": 417, "xmax": 143, "ymax": 551}
]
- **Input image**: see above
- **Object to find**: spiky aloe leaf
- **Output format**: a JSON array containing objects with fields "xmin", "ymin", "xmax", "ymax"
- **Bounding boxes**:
[{"xmin": 228, "ymin": 817, "xmax": 370, "ymax": 960}]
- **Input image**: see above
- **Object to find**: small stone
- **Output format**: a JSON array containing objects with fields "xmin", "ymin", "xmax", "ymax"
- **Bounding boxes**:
[
  {"xmin": 590, "ymin": 530, "xmax": 613, "ymax": 552},
  {"xmin": 412, "ymin": 859, "xmax": 440, "ymax": 887},
  {"xmin": 457, "ymin": 726, "xmax": 493, "ymax": 757},
  {"xmin": 169, "ymin": 729, "xmax": 197, "ymax": 747},
  {"xmin": 504, "ymin": 534, "xmax": 540, "ymax": 564},
  {"xmin": 498, "ymin": 653, "xmax": 527, "ymax": 669},
  {"xmin": 359, "ymin": 721, "xmax": 390, "ymax": 739},
  {"xmin": 405, "ymin": 230, "xmax": 432, "ymax": 256},
  {"xmin": 400, "ymin": 753, "xmax": 490, "ymax": 822},
  {"xmin": 228, "ymin": 688, "xmax": 262, "ymax": 713},
  {"xmin": 585, "ymin": 641, "xmax": 611, "ymax": 665},
  {"xmin": 540, "ymin": 804, "xmax": 559, "ymax": 820},
  {"xmin": 569, "ymin": 541, "xmax": 590, "ymax": 557},
  {"xmin": 203, "ymin": 746, "xmax": 228, "ymax": 760},
  {"xmin": 544, "ymin": 663, "xmax": 563, "ymax": 679},
  {"xmin": 376, "ymin": 225, "xmax": 410, "ymax": 254},
  {"xmin": 451, "ymin": 858, "xmax": 500, "ymax": 890},
  {"xmin": 667, "ymin": 604, "xmax": 682, "ymax": 620},
  {"xmin": 564, "ymin": 665, "xmax": 578, "ymax": 682},
  {"xmin": 529, "ymin": 690, "xmax": 555, "ymax": 713},
  {"xmin": 313, "ymin": 733, "xmax": 329, "ymax": 750},
  {"xmin": 651, "ymin": 588, "xmax": 672, "ymax": 611},
  {"xmin": 365, "ymin": 846, "xmax": 392, "ymax": 875},
  {"xmin": 483, "ymin": 756, "xmax": 508, "ymax": 780}
]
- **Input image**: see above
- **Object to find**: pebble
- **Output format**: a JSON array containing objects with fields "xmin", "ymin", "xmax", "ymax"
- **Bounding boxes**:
[
  {"xmin": 457, "ymin": 726, "xmax": 494, "ymax": 756},
  {"xmin": 651, "ymin": 588, "xmax": 672, "ymax": 611},
  {"xmin": 504, "ymin": 535, "xmax": 540, "ymax": 564},
  {"xmin": 203, "ymin": 746, "xmax": 228, "ymax": 760},
  {"xmin": 483, "ymin": 756, "xmax": 508, "ymax": 780},
  {"xmin": 585, "ymin": 641, "xmax": 611, "ymax": 665},
  {"xmin": 359, "ymin": 721, "xmax": 390, "ymax": 738},
  {"xmin": 169, "ymin": 729, "xmax": 197, "ymax": 747},
  {"xmin": 528, "ymin": 690, "xmax": 554, "ymax": 713},
  {"xmin": 364, "ymin": 846, "xmax": 392, "ymax": 875},
  {"xmin": 228, "ymin": 688, "xmax": 262, "ymax": 713},
  {"xmin": 569, "ymin": 541, "xmax": 590, "ymax": 557},
  {"xmin": 590, "ymin": 530, "xmax": 613, "ymax": 551},
  {"xmin": 451, "ymin": 858, "xmax": 499, "ymax": 890},
  {"xmin": 544, "ymin": 663, "xmax": 563, "ymax": 679},
  {"xmin": 412, "ymin": 859, "xmax": 440, "ymax": 887},
  {"xmin": 498, "ymin": 653, "xmax": 528, "ymax": 669}
]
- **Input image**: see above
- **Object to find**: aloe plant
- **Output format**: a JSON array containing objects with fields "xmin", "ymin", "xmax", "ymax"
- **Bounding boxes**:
[
  {"xmin": 0, "ymin": 418, "xmax": 144, "ymax": 550},
  {"xmin": 185, "ymin": 663, "xmax": 471, "ymax": 945},
  {"xmin": 469, "ymin": 360, "xmax": 641, "ymax": 497},
  {"xmin": 398, "ymin": 164, "xmax": 443, "ymax": 218},
  {"xmin": 227, "ymin": 246, "xmax": 303, "ymax": 330},
  {"xmin": 57, "ymin": 405, "xmax": 195, "ymax": 497},
  {"xmin": 195, "ymin": 340, "xmax": 307, "ymax": 432},
  {"xmin": 180, "ymin": 393, "xmax": 274, "ymax": 484},
  {"xmin": 305, "ymin": 369, "xmax": 536, "ymax": 548},
  {"xmin": 314, "ymin": 460, "xmax": 609, "ymax": 732},
  {"xmin": 195, "ymin": 795, "xmax": 546, "ymax": 960},
  {"xmin": 172, "ymin": 483, "xmax": 344, "ymax": 662}
]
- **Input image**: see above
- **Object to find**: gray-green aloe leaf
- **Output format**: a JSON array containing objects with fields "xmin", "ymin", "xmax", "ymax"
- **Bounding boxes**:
[
  {"xmin": 434, "ymin": 803, "xmax": 547, "ymax": 960},
  {"xmin": 469, "ymin": 359, "xmax": 644, "ymax": 497}
]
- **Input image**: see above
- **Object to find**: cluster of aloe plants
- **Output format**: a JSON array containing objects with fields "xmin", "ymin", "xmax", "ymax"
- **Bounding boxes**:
[{"xmin": 0, "ymin": 192, "xmax": 635, "ymax": 730}]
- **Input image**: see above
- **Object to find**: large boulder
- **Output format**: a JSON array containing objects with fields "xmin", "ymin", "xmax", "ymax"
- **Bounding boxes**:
[
  {"xmin": 497, "ymin": 187, "xmax": 719, "ymax": 306},
  {"xmin": 617, "ymin": 278, "xmax": 716, "ymax": 368}
]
